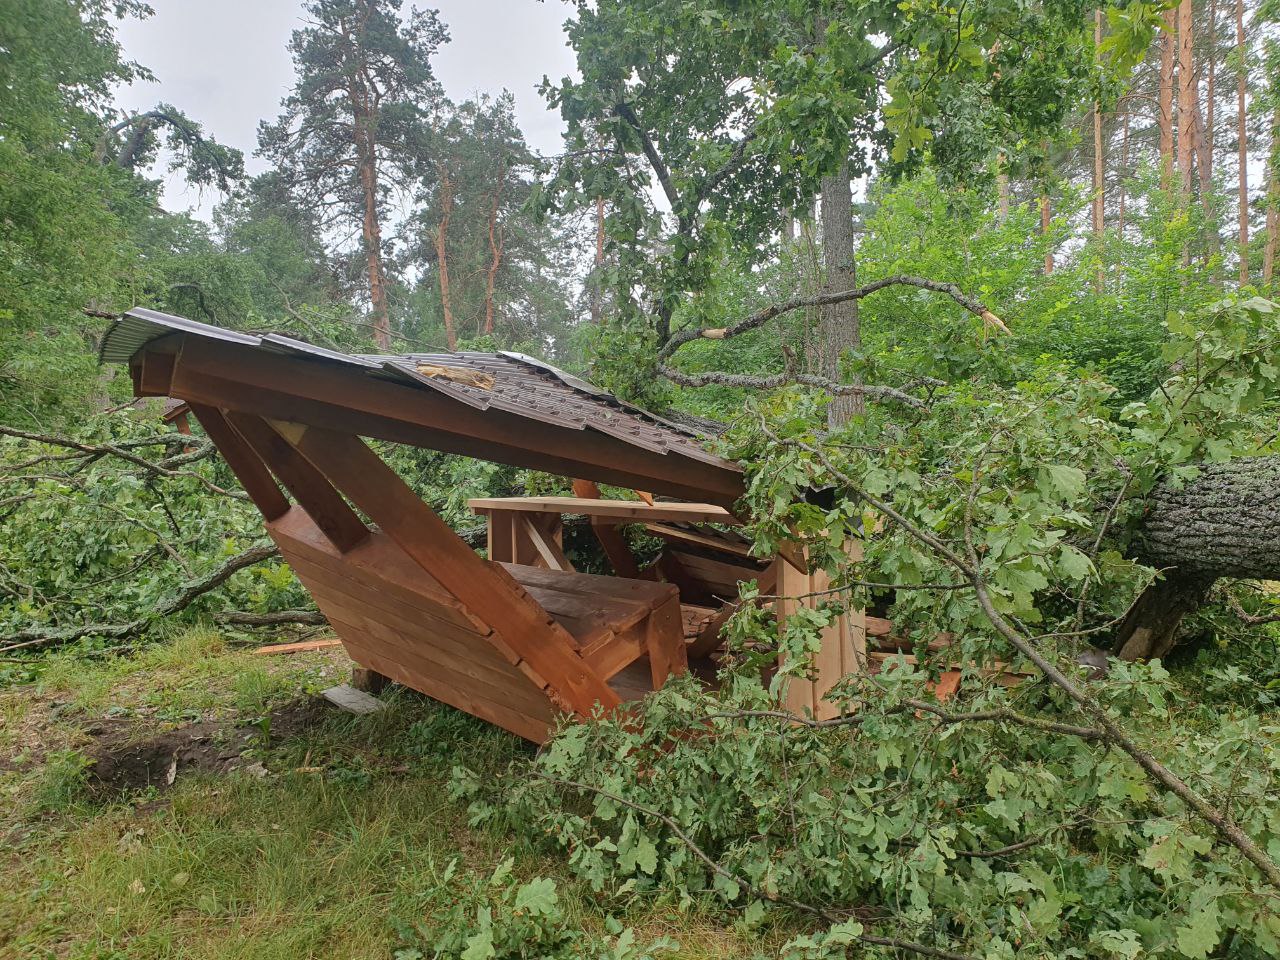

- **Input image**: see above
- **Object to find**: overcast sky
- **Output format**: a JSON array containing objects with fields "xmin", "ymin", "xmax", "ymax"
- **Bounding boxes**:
[{"xmin": 114, "ymin": 0, "xmax": 579, "ymax": 218}]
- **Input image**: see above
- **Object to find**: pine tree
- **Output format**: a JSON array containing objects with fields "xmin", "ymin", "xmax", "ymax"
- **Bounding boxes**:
[{"xmin": 259, "ymin": 0, "xmax": 448, "ymax": 350}]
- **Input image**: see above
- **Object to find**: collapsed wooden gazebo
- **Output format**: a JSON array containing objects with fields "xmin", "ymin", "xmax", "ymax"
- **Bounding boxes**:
[{"xmin": 101, "ymin": 308, "xmax": 866, "ymax": 741}]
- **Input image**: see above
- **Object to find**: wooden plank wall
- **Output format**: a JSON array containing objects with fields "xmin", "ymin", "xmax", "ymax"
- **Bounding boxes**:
[{"xmin": 776, "ymin": 543, "xmax": 867, "ymax": 721}]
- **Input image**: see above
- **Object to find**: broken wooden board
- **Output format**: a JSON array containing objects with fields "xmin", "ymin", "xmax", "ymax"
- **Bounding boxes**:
[
  {"xmin": 253, "ymin": 638, "xmax": 344, "ymax": 656},
  {"xmin": 321, "ymin": 684, "xmax": 388, "ymax": 715}
]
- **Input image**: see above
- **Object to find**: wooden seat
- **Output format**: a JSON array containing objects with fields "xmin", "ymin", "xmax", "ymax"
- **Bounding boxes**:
[{"xmin": 502, "ymin": 563, "xmax": 685, "ymax": 686}]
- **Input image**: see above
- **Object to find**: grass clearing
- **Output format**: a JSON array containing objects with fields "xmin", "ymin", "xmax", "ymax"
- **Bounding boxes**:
[{"xmin": 0, "ymin": 632, "xmax": 751, "ymax": 959}]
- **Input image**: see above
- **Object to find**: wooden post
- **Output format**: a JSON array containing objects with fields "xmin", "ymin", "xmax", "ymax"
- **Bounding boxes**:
[
  {"xmin": 776, "ymin": 541, "xmax": 866, "ymax": 720},
  {"xmin": 351, "ymin": 666, "xmax": 389, "ymax": 694}
]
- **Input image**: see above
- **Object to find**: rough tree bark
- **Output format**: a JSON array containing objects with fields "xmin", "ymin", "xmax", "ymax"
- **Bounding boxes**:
[
  {"xmin": 996, "ymin": 152, "xmax": 1010, "ymax": 224},
  {"xmin": 1040, "ymin": 189, "xmax": 1054, "ymax": 274},
  {"xmin": 358, "ymin": 133, "xmax": 391, "ymax": 351},
  {"xmin": 592, "ymin": 196, "xmax": 605, "ymax": 325},
  {"xmin": 483, "ymin": 158, "xmax": 508, "ymax": 337},
  {"xmin": 1267, "ymin": 105, "xmax": 1280, "ymax": 285},
  {"xmin": 341, "ymin": 17, "xmax": 392, "ymax": 354},
  {"xmin": 1115, "ymin": 456, "xmax": 1280, "ymax": 660},
  {"xmin": 818, "ymin": 159, "xmax": 862, "ymax": 427},
  {"xmin": 1118, "ymin": 106, "xmax": 1130, "ymax": 235},
  {"xmin": 1092, "ymin": 8, "xmax": 1105, "ymax": 290}
]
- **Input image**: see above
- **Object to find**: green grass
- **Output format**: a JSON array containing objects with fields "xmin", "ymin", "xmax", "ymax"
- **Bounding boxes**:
[{"xmin": 0, "ymin": 633, "xmax": 749, "ymax": 959}]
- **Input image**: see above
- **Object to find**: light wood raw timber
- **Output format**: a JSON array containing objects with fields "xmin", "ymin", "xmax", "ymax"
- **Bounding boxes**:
[
  {"xmin": 775, "ymin": 544, "xmax": 868, "ymax": 721},
  {"xmin": 187, "ymin": 404, "xmax": 289, "ymax": 520},
  {"xmin": 225, "ymin": 412, "xmax": 370, "ymax": 553},
  {"xmin": 470, "ymin": 496, "xmax": 740, "ymax": 525},
  {"xmin": 570, "ymin": 480, "xmax": 644, "ymax": 579},
  {"xmin": 252, "ymin": 638, "xmax": 345, "ymax": 656},
  {"xmin": 240, "ymin": 426, "xmax": 690, "ymax": 740}
]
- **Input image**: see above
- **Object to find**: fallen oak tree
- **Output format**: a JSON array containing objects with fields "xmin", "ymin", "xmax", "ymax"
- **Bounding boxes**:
[{"xmin": 1115, "ymin": 455, "xmax": 1280, "ymax": 660}]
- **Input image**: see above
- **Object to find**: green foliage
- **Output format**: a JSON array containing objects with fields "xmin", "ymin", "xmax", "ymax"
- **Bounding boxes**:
[
  {"xmin": 400, "ymin": 858, "xmax": 675, "ymax": 960},
  {"xmin": 458, "ymin": 665, "xmax": 1280, "ymax": 958},
  {"xmin": 542, "ymin": 0, "xmax": 1119, "ymax": 347},
  {"xmin": 441, "ymin": 296, "xmax": 1280, "ymax": 957},
  {"xmin": 0, "ymin": 412, "xmax": 305, "ymax": 644},
  {"xmin": 725, "ymin": 296, "xmax": 1280, "ymax": 650}
]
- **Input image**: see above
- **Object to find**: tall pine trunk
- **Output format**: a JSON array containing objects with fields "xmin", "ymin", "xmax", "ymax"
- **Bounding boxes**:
[
  {"xmin": 996, "ymin": 152, "xmax": 1010, "ymax": 224},
  {"xmin": 1119, "ymin": 106, "xmax": 1130, "ymax": 235},
  {"xmin": 358, "ymin": 131, "xmax": 391, "ymax": 351},
  {"xmin": 1177, "ymin": 0, "xmax": 1196, "ymax": 205},
  {"xmin": 1092, "ymin": 8, "xmax": 1105, "ymax": 288},
  {"xmin": 1237, "ymin": 0, "xmax": 1249, "ymax": 284},
  {"xmin": 1267, "ymin": 107, "xmax": 1280, "ymax": 284},
  {"xmin": 1041, "ymin": 189, "xmax": 1054, "ymax": 274},
  {"xmin": 818, "ymin": 160, "xmax": 861, "ymax": 427},
  {"xmin": 483, "ymin": 160, "xmax": 507, "ymax": 337},
  {"xmin": 592, "ymin": 197, "xmax": 605, "ymax": 323},
  {"xmin": 435, "ymin": 167, "xmax": 457, "ymax": 350},
  {"xmin": 1159, "ymin": 7, "xmax": 1176, "ymax": 189}
]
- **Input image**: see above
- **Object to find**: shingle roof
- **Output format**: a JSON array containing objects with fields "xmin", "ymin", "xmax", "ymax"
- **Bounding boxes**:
[{"xmin": 100, "ymin": 308, "xmax": 738, "ymax": 473}]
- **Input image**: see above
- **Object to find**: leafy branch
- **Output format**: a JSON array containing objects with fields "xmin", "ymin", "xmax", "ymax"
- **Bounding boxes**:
[
  {"xmin": 0, "ymin": 541, "xmax": 281, "ymax": 654},
  {"xmin": 532, "ymin": 771, "xmax": 974, "ymax": 960},
  {"xmin": 776, "ymin": 426, "xmax": 1280, "ymax": 889}
]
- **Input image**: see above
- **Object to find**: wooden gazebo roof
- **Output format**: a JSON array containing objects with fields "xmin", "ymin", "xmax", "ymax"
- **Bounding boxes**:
[{"xmin": 101, "ymin": 308, "xmax": 745, "ymax": 506}]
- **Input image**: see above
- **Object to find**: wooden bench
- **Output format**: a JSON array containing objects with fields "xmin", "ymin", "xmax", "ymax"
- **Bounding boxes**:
[
  {"xmin": 504, "ymin": 563, "xmax": 685, "ymax": 688},
  {"xmin": 267, "ymin": 501, "xmax": 685, "ymax": 743}
]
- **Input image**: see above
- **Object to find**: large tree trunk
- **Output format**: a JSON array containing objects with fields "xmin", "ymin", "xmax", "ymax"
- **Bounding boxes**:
[
  {"xmin": 592, "ymin": 196, "xmax": 605, "ymax": 324},
  {"xmin": 1267, "ymin": 104, "xmax": 1280, "ymax": 285},
  {"xmin": 483, "ymin": 160, "xmax": 507, "ymax": 337},
  {"xmin": 1092, "ymin": 8, "xmax": 1105, "ymax": 290},
  {"xmin": 1177, "ymin": 0, "xmax": 1196, "ymax": 205},
  {"xmin": 818, "ymin": 159, "xmax": 861, "ymax": 427},
  {"xmin": 1040, "ymin": 188, "xmax": 1054, "ymax": 274},
  {"xmin": 996, "ymin": 152, "xmax": 1010, "ymax": 224},
  {"xmin": 1115, "ymin": 456, "xmax": 1280, "ymax": 659},
  {"xmin": 1118, "ymin": 106, "xmax": 1130, "ymax": 235}
]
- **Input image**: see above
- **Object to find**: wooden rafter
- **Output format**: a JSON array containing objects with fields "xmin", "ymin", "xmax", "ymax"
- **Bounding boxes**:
[
  {"xmin": 187, "ymin": 404, "xmax": 289, "ymax": 520},
  {"xmin": 226, "ymin": 412, "xmax": 370, "ymax": 553}
]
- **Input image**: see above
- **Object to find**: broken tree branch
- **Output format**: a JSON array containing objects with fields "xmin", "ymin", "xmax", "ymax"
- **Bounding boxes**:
[
  {"xmin": 659, "ymin": 273, "xmax": 1008, "ymax": 364},
  {"xmin": 0, "ymin": 425, "xmax": 247, "ymax": 501},
  {"xmin": 0, "ymin": 542, "xmax": 280, "ymax": 653}
]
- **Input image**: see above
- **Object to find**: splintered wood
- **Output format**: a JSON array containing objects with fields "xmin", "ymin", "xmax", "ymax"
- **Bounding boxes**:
[{"xmin": 414, "ymin": 363, "xmax": 495, "ymax": 389}]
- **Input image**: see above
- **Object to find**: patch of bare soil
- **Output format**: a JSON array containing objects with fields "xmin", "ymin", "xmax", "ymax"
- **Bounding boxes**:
[{"xmin": 84, "ymin": 697, "xmax": 330, "ymax": 796}]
